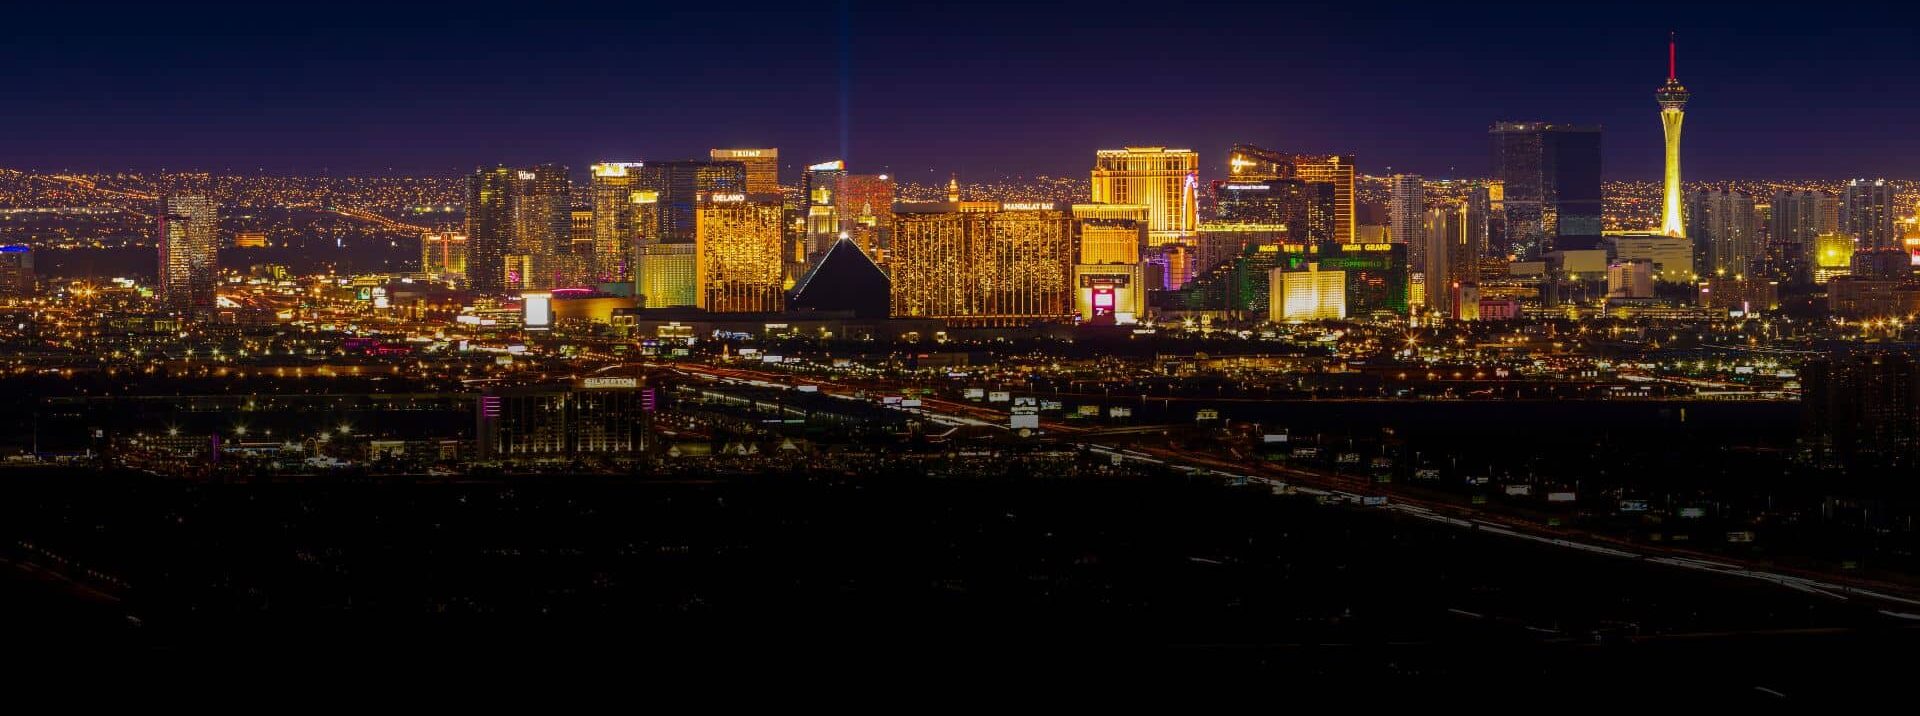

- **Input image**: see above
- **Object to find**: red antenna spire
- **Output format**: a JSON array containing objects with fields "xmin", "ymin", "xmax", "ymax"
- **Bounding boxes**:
[{"xmin": 1668, "ymin": 31, "xmax": 1677, "ymax": 81}]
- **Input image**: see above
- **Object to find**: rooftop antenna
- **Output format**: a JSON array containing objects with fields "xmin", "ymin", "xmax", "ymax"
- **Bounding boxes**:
[{"xmin": 1668, "ymin": 31, "xmax": 1677, "ymax": 81}]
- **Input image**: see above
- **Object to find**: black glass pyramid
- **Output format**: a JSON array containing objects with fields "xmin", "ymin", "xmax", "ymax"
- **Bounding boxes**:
[{"xmin": 789, "ymin": 237, "xmax": 891, "ymax": 318}]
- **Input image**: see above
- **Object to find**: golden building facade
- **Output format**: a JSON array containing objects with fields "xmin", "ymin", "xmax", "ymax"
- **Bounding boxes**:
[
  {"xmin": 421, "ymin": 231, "xmax": 468, "ymax": 283},
  {"xmin": 695, "ymin": 195, "xmax": 785, "ymax": 313},
  {"xmin": 1290, "ymin": 155, "xmax": 1356, "ymax": 243},
  {"xmin": 1272, "ymin": 263, "xmax": 1347, "ymax": 322},
  {"xmin": 1090, "ymin": 147, "xmax": 1197, "ymax": 246},
  {"xmin": 892, "ymin": 201, "xmax": 1074, "ymax": 327},
  {"xmin": 589, "ymin": 162, "xmax": 649, "ymax": 282},
  {"xmin": 709, "ymin": 148, "xmax": 780, "ymax": 195},
  {"xmin": 636, "ymin": 242, "xmax": 696, "ymax": 308},
  {"xmin": 1072, "ymin": 203, "xmax": 1148, "ymax": 265}
]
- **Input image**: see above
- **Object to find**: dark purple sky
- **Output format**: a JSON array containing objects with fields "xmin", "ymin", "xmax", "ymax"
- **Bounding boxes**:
[{"xmin": 6, "ymin": 0, "xmax": 1918, "ymax": 180}]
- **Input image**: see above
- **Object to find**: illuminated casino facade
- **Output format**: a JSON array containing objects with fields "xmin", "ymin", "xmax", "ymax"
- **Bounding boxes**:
[
  {"xmin": 1071, "ymin": 203, "xmax": 1149, "ymax": 325},
  {"xmin": 1272, "ymin": 262, "xmax": 1346, "ymax": 321},
  {"xmin": 891, "ymin": 201, "xmax": 1073, "ymax": 327}
]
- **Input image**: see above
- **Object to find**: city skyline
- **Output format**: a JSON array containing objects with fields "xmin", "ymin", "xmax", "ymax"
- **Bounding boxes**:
[{"xmin": 7, "ymin": 2, "xmax": 1920, "ymax": 180}]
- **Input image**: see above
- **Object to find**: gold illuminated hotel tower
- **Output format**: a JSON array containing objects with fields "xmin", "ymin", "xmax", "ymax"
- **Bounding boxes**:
[
  {"xmin": 709, "ymin": 148, "xmax": 780, "ymax": 195},
  {"xmin": 1091, "ymin": 147, "xmax": 1198, "ymax": 246},
  {"xmin": 1657, "ymin": 34, "xmax": 1690, "ymax": 238},
  {"xmin": 694, "ymin": 194, "xmax": 785, "ymax": 313}
]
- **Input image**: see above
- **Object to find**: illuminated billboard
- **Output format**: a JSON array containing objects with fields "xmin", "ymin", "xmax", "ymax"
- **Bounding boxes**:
[{"xmin": 522, "ymin": 291, "xmax": 553, "ymax": 331}]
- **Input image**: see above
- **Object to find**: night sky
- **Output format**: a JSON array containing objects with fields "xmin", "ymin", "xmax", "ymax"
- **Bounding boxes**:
[{"xmin": 6, "ymin": 0, "xmax": 1918, "ymax": 180}]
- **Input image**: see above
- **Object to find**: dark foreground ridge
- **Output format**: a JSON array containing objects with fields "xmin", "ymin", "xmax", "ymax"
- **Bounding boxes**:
[{"xmin": 3, "ymin": 467, "xmax": 1914, "ymax": 698}]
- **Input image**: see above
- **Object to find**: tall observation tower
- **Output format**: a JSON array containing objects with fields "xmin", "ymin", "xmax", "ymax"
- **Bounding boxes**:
[{"xmin": 1657, "ymin": 33, "xmax": 1690, "ymax": 238}]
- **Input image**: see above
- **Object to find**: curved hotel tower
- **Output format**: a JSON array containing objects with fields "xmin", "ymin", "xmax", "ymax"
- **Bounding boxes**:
[{"xmin": 1657, "ymin": 34, "xmax": 1690, "ymax": 238}]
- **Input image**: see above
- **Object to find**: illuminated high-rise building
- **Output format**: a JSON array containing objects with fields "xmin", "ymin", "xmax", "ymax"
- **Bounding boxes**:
[
  {"xmin": 0, "ymin": 245, "xmax": 34, "ymax": 299},
  {"xmin": 1227, "ymin": 145, "xmax": 1289, "ymax": 182},
  {"xmin": 1071, "ymin": 203, "xmax": 1148, "ymax": 325},
  {"xmin": 709, "ymin": 148, "xmax": 780, "ymax": 195},
  {"xmin": 1389, "ymin": 174, "xmax": 1424, "ymax": 253},
  {"xmin": 802, "ymin": 160, "xmax": 848, "ymax": 259},
  {"xmin": 465, "ymin": 166, "xmax": 517, "ymax": 294},
  {"xmin": 1814, "ymin": 232, "xmax": 1857, "ymax": 284},
  {"xmin": 1490, "ymin": 122, "xmax": 1602, "ymax": 257},
  {"xmin": 635, "ymin": 242, "xmax": 697, "ymax": 308},
  {"xmin": 694, "ymin": 194, "xmax": 785, "ymax": 313},
  {"xmin": 1481, "ymin": 181, "xmax": 1506, "ymax": 258},
  {"xmin": 1843, "ymin": 179, "xmax": 1897, "ymax": 249},
  {"xmin": 1424, "ymin": 201, "xmax": 1479, "ymax": 315},
  {"xmin": 653, "ymin": 160, "xmax": 748, "ymax": 243},
  {"xmin": 1091, "ymin": 147, "xmax": 1198, "ymax": 245},
  {"xmin": 1225, "ymin": 145, "xmax": 1353, "ymax": 243},
  {"xmin": 1289, "ymin": 155, "xmax": 1356, "ymax": 244},
  {"xmin": 1214, "ymin": 179, "xmax": 1333, "ymax": 244},
  {"xmin": 420, "ymin": 231, "xmax": 469, "ymax": 283},
  {"xmin": 1466, "ymin": 184, "xmax": 1495, "ymax": 261},
  {"xmin": 1771, "ymin": 190, "xmax": 1833, "ymax": 283},
  {"xmin": 1688, "ymin": 188, "xmax": 1758, "ymax": 278},
  {"xmin": 512, "ymin": 164, "xmax": 571, "ymax": 256},
  {"xmin": 589, "ymin": 162, "xmax": 648, "ymax": 282},
  {"xmin": 158, "ymin": 194, "xmax": 218, "ymax": 312},
  {"xmin": 839, "ymin": 173, "xmax": 894, "ymax": 257},
  {"xmin": 570, "ymin": 207, "xmax": 594, "ymax": 256},
  {"xmin": 1657, "ymin": 34, "xmax": 1690, "ymax": 238},
  {"xmin": 892, "ymin": 201, "xmax": 1074, "ymax": 327}
]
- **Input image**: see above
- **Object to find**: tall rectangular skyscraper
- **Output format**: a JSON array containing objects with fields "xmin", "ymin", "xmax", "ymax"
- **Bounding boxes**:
[
  {"xmin": 466, "ymin": 167, "xmax": 517, "ymax": 294},
  {"xmin": 1489, "ymin": 122, "xmax": 1602, "ymax": 258},
  {"xmin": 653, "ymin": 160, "xmax": 748, "ymax": 243},
  {"xmin": 1842, "ymin": 179, "xmax": 1897, "ymax": 249},
  {"xmin": 838, "ymin": 173, "xmax": 894, "ymax": 258},
  {"xmin": 802, "ymin": 160, "xmax": 849, "ymax": 261},
  {"xmin": 1424, "ymin": 200, "xmax": 1479, "ymax": 315},
  {"xmin": 1225, "ymin": 145, "xmax": 1354, "ymax": 243},
  {"xmin": 589, "ymin": 162, "xmax": 649, "ymax": 283},
  {"xmin": 1091, "ymin": 147, "xmax": 1198, "ymax": 246},
  {"xmin": 694, "ymin": 194, "xmax": 784, "ymax": 313},
  {"xmin": 0, "ymin": 245, "xmax": 32, "ymax": 299},
  {"xmin": 709, "ymin": 148, "xmax": 780, "ymax": 195},
  {"xmin": 511, "ymin": 164, "xmax": 571, "ymax": 256},
  {"xmin": 1771, "ymin": 190, "xmax": 1833, "ymax": 283},
  {"xmin": 1289, "ymin": 155, "xmax": 1357, "ymax": 244},
  {"xmin": 158, "ymin": 194, "xmax": 218, "ymax": 312},
  {"xmin": 1688, "ymin": 189, "xmax": 1759, "ymax": 278},
  {"xmin": 1388, "ymin": 175, "xmax": 1425, "ymax": 248}
]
